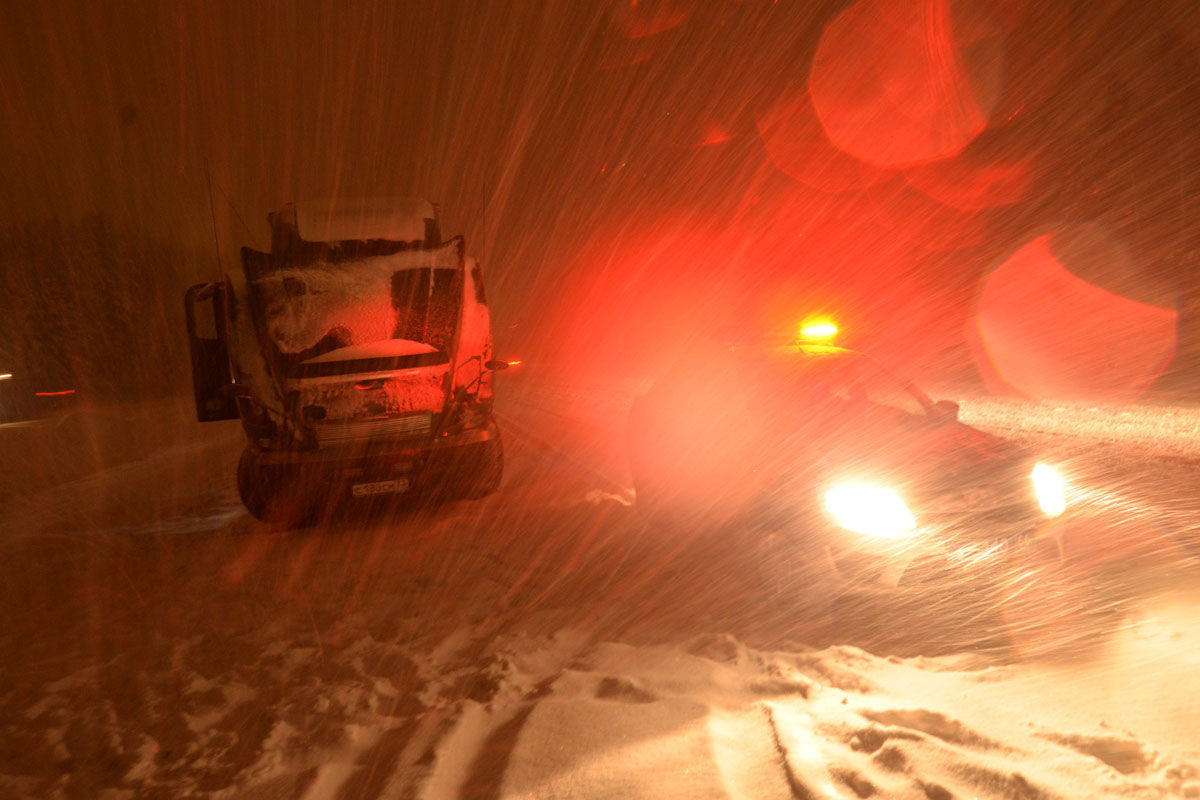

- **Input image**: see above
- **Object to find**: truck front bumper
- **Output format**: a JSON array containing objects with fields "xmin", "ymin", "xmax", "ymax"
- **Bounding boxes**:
[{"xmin": 246, "ymin": 424, "xmax": 498, "ymax": 496}]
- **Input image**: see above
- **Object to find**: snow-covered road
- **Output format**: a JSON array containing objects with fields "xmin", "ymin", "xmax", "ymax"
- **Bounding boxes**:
[{"xmin": 2, "ymin": 375, "xmax": 1199, "ymax": 798}]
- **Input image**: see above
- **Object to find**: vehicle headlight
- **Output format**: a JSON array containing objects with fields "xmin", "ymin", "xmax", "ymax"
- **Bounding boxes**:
[
  {"xmin": 823, "ymin": 485, "xmax": 917, "ymax": 539},
  {"xmin": 1031, "ymin": 463, "xmax": 1066, "ymax": 517}
]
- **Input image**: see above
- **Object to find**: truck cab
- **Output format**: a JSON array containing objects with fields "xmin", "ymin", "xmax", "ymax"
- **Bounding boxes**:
[{"xmin": 185, "ymin": 198, "xmax": 505, "ymax": 524}]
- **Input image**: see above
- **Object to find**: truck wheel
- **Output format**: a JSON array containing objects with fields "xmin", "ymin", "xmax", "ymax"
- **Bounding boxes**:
[
  {"xmin": 237, "ymin": 449, "xmax": 319, "ymax": 527},
  {"xmin": 461, "ymin": 431, "xmax": 503, "ymax": 499},
  {"xmin": 237, "ymin": 449, "xmax": 273, "ymax": 521}
]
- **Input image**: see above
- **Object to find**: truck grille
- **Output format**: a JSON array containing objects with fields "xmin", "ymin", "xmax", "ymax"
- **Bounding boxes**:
[{"xmin": 316, "ymin": 413, "xmax": 434, "ymax": 445}]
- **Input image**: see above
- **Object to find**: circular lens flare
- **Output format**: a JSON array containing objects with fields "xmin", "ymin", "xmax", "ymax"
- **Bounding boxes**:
[
  {"xmin": 809, "ymin": 0, "xmax": 1005, "ymax": 167},
  {"xmin": 974, "ymin": 232, "xmax": 1178, "ymax": 401}
]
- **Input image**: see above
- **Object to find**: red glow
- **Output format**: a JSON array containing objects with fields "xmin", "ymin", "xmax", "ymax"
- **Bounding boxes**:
[
  {"xmin": 35, "ymin": 389, "xmax": 75, "ymax": 396},
  {"xmin": 808, "ymin": 0, "xmax": 1004, "ymax": 167},
  {"xmin": 542, "ymin": 196, "xmax": 951, "ymax": 385},
  {"xmin": 974, "ymin": 234, "xmax": 1177, "ymax": 401}
]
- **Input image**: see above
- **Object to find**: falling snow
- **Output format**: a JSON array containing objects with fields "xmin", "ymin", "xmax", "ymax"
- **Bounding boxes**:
[{"xmin": 2, "ymin": 1, "xmax": 1200, "ymax": 798}]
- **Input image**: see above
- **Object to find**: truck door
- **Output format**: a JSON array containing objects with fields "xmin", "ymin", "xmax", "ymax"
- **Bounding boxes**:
[{"xmin": 184, "ymin": 282, "xmax": 239, "ymax": 422}]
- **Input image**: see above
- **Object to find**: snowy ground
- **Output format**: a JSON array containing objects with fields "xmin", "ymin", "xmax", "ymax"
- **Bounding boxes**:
[{"xmin": 2, "ymin": 373, "xmax": 1199, "ymax": 799}]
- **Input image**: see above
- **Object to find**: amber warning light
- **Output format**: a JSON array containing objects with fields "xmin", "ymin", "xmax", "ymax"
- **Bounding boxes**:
[
  {"xmin": 798, "ymin": 319, "xmax": 838, "ymax": 341},
  {"xmin": 483, "ymin": 359, "xmax": 521, "ymax": 371}
]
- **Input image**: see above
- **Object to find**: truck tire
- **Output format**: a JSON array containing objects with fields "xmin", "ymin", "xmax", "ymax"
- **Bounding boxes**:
[
  {"xmin": 236, "ymin": 449, "xmax": 273, "ymax": 521},
  {"xmin": 460, "ymin": 430, "xmax": 503, "ymax": 499},
  {"xmin": 237, "ymin": 449, "xmax": 319, "ymax": 527}
]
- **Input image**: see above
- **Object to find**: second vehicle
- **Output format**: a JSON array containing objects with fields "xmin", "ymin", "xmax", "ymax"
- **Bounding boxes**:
[{"xmin": 627, "ymin": 325, "xmax": 1069, "ymax": 589}]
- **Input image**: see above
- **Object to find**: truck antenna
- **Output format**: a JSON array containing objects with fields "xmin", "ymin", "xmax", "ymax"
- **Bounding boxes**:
[
  {"xmin": 204, "ymin": 157, "xmax": 223, "ymax": 279},
  {"xmin": 481, "ymin": 178, "xmax": 489, "ymax": 261}
]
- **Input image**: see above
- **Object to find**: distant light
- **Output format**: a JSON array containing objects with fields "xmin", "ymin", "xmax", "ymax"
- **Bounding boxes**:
[
  {"xmin": 0, "ymin": 373, "xmax": 11, "ymax": 381},
  {"xmin": 799, "ymin": 320, "xmax": 838, "ymax": 341},
  {"xmin": 506, "ymin": 360, "xmax": 523, "ymax": 367},
  {"xmin": 35, "ymin": 389, "xmax": 75, "ymax": 397}
]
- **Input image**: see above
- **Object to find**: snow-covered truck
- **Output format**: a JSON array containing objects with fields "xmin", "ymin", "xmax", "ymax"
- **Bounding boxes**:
[{"xmin": 185, "ymin": 198, "xmax": 507, "ymax": 524}]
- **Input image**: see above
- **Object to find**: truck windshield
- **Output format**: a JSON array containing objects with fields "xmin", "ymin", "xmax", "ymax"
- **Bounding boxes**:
[{"xmin": 245, "ymin": 243, "xmax": 464, "ymax": 377}]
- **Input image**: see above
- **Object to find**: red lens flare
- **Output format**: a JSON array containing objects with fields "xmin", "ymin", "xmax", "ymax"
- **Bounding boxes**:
[
  {"xmin": 974, "ymin": 232, "xmax": 1178, "ymax": 401},
  {"xmin": 809, "ymin": 0, "xmax": 1005, "ymax": 168},
  {"xmin": 756, "ymin": 92, "xmax": 895, "ymax": 193},
  {"xmin": 615, "ymin": 1, "xmax": 688, "ymax": 39},
  {"xmin": 903, "ymin": 154, "xmax": 1032, "ymax": 211}
]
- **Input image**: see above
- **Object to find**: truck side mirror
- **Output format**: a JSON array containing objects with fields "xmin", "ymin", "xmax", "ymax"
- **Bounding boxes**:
[
  {"xmin": 484, "ymin": 359, "xmax": 510, "ymax": 372},
  {"xmin": 933, "ymin": 399, "xmax": 960, "ymax": 422}
]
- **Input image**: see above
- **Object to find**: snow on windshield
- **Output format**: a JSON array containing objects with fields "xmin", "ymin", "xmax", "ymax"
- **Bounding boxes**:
[{"xmin": 244, "ymin": 239, "xmax": 463, "ymax": 365}]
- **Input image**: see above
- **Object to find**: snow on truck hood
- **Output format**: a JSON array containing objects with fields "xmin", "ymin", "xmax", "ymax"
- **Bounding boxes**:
[{"xmin": 300, "ymin": 338, "xmax": 438, "ymax": 364}]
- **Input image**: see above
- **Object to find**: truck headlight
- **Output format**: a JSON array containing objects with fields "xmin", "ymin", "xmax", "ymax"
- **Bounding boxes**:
[
  {"xmin": 1032, "ymin": 463, "xmax": 1066, "ymax": 517},
  {"xmin": 824, "ymin": 485, "xmax": 917, "ymax": 539}
]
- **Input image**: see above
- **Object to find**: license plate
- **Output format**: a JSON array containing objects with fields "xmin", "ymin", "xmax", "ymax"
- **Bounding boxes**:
[{"xmin": 351, "ymin": 478, "xmax": 409, "ymax": 498}]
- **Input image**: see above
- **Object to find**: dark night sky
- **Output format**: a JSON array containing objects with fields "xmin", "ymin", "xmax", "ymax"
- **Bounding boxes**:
[{"xmin": 2, "ymin": 0, "xmax": 1199, "ymax": 393}]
